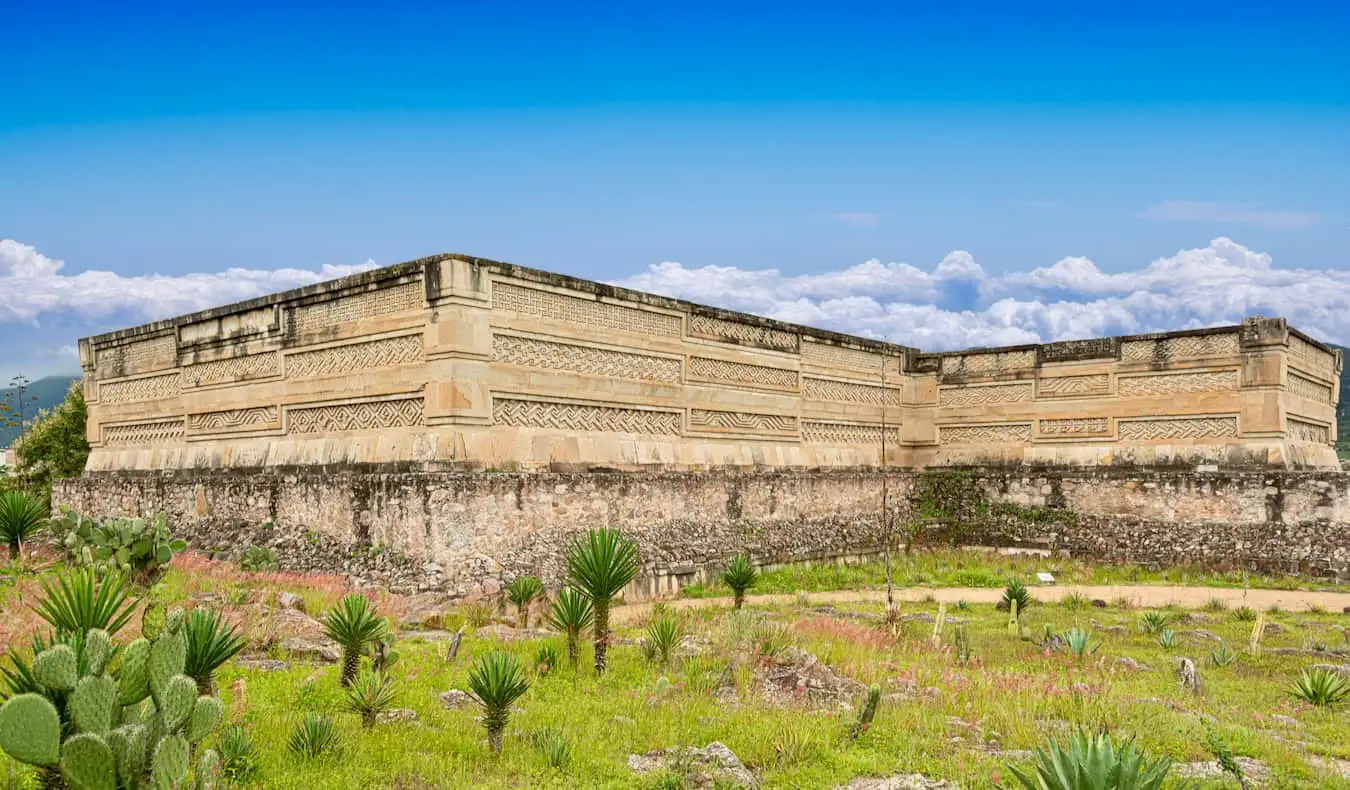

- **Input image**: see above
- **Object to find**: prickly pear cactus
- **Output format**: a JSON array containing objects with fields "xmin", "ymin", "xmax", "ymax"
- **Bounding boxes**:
[{"xmin": 0, "ymin": 604, "xmax": 229, "ymax": 789}]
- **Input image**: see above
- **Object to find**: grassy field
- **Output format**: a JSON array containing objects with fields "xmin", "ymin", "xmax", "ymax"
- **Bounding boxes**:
[{"xmin": 2, "ymin": 554, "xmax": 1350, "ymax": 789}]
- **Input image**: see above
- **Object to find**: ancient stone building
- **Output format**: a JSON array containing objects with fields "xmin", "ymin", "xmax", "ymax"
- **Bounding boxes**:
[{"xmin": 54, "ymin": 254, "xmax": 1350, "ymax": 593}]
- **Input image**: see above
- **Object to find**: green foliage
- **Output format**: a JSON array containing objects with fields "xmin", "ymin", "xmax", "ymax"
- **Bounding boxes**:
[
  {"xmin": 533, "ymin": 643, "xmax": 559, "ymax": 677},
  {"xmin": 0, "ymin": 693, "xmax": 61, "ymax": 765},
  {"xmin": 504, "ymin": 576, "xmax": 544, "ymax": 627},
  {"xmin": 49, "ymin": 509, "xmax": 187, "ymax": 583},
  {"xmin": 1156, "ymin": 629, "xmax": 1178, "ymax": 649},
  {"xmin": 1138, "ymin": 611, "xmax": 1178, "ymax": 635},
  {"xmin": 467, "ymin": 651, "xmax": 531, "ymax": 754},
  {"xmin": 1210, "ymin": 645, "xmax": 1239, "ymax": 667},
  {"xmin": 1232, "ymin": 606, "xmax": 1257, "ymax": 622},
  {"xmin": 1059, "ymin": 592, "xmax": 1089, "ymax": 611},
  {"xmin": 751, "ymin": 622, "xmax": 794, "ymax": 660},
  {"xmin": 1203, "ymin": 597, "xmax": 1228, "ymax": 613},
  {"xmin": 998, "ymin": 730, "xmax": 1178, "ymax": 790},
  {"xmin": 61, "ymin": 731, "xmax": 118, "ymax": 789},
  {"xmin": 546, "ymin": 587, "xmax": 593, "ymax": 669},
  {"xmin": 288, "ymin": 714, "xmax": 340, "ymax": 759},
  {"xmin": 535, "ymin": 729, "xmax": 571, "ymax": 769},
  {"xmin": 1061, "ymin": 628, "xmax": 1099, "ymax": 661},
  {"xmin": 34, "ymin": 567, "xmax": 137, "ymax": 637},
  {"xmin": 183, "ymin": 607, "xmax": 245, "ymax": 696},
  {"xmin": 321, "ymin": 593, "xmax": 389, "ymax": 687},
  {"xmin": 9, "ymin": 378, "xmax": 89, "ymax": 500},
  {"xmin": 1287, "ymin": 667, "xmax": 1350, "ymax": 707},
  {"xmin": 952, "ymin": 624, "xmax": 974, "ymax": 665},
  {"xmin": 216, "ymin": 724, "xmax": 259, "ymax": 784},
  {"xmin": 643, "ymin": 615, "xmax": 686, "ymax": 665},
  {"xmin": 1000, "ymin": 580, "xmax": 1032, "ymax": 619},
  {"xmin": 1202, "ymin": 723, "xmax": 1247, "ymax": 790},
  {"xmin": 849, "ymin": 685, "xmax": 881, "ymax": 740},
  {"xmin": 238, "ymin": 545, "xmax": 279, "ymax": 573},
  {"xmin": 343, "ymin": 671, "xmax": 398, "ymax": 729},
  {"xmin": 0, "ymin": 490, "xmax": 47, "ymax": 559},
  {"xmin": 720, "ymin": 553, "xmax": 759, "ymax": 609},
  {"xmin": 566, "ymin": 528, "xmax": 639, "ymax": 674}
]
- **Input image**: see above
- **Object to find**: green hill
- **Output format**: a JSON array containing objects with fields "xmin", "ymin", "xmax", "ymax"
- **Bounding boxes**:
[{"xmin": 0, "ymin": 375, "xmax": 80, "ymax": 447}]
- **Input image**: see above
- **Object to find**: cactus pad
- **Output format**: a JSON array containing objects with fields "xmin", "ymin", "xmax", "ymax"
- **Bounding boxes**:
[
  {"xmin": 33, "ymin": 644, "xmax": 79, "ymax": 692},
  {"xmin": 105, "ymin": 725, "xmax": 143, "ymax": 786},
  {"xmin": 160, "ymin": 675, "xmax": 198, "ymax": 734},
  {"xmin": 84, "ymin": 629, "xmax": 112, "ymax": 676},
  {"xmin": 117, "ymin": 639, "xmax": 151, "ymax": 706},
  {"xmin": 59, "ymin": 732, "xmax": 117, "ymax": 790},
  {"xmin": 186, "ymin": 696, "xmax": 224, "ymax": 744},
  {"xmin": 142, "ymin": 602, "xmax": 167, "ymax": 641},
  {"xmin": 165, "ymin": 607, "xmax": 185, "ymax": 635},
  {"xmin": 194, "ymin": 748, "xmax": 221, "ymax": 790},
  {"xmin": 0, "ymin": 693, "xmax": 61, "ymax": 766},
  {"xmin": 70, "ymin": 674, "xmax": 118, "ymax": 735},
  {"xmin": 148, "ymin": 631, "xmax": 186, "ymax": 704},
  {"xmin": 151, "ymin": 733, "xmax": 189, "ymax": 790}
]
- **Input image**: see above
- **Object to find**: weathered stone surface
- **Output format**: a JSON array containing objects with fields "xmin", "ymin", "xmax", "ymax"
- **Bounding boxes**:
[
  {"xmin": 375, "ymin": 708, "xmax": 421, "ymax": 725},
  {"xmin": 401, "ymin": 592, "xmax": 453, "ymax": 629},
  {"xmin": 627, "ymin": 742, "xmax": 757, "ymax": 789},
  {"xmin": 1175, "ymin": 758, "xmax": 1270, "ymax": 785},
  {"xmin": 439, "ymin": 689, "xmax": 475, "ymax": 710},
  {"xmin": 836, "ymin": 775, "xmax": 957, "ymax": 790},
  {"xmin": 1310, "ymin": 663, "xmax": 1350, "ymax": 677},
  {"xmin": 276, "ymin": 592, "xmax": 306, "ymax": 612}
]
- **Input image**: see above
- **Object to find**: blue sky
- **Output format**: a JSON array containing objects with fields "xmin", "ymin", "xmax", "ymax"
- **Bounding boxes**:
[{"xmin": 2, "ymin": 0, "xmax": 1348, "ymax": 382}]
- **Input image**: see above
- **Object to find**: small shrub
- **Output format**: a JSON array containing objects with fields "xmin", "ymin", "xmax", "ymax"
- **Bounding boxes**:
[
  {"xmin": 322, "ymin": 593, "xmax": 390, "ymax": 687},
  {"xmin": 0, "ymin": 490, "xmax": 46, "ymax": 559},
  {"xmin": 505, "ymin": 576, "xmax": 543, "ymax": 628},
  {"xmin": 720, "ymin": 553, "xmax": 759, "ymax": 610},
  {"xmin": 751, "ymin": 622, "xmax": 794, "ymax": 660},
  {"xmin": 849, "ymin": 685, "xmax": 881, "ymax": 740},
  {"xmin": 1267, "ymin": 603, "xmax": 1284, "ymax": 615},
  {"xmin": 1138, "ymin": 611, "xmax": 1177, "ymax": 635},
  {"xmin": 546, "ymin": 587, "xmax": 593, "ymax": 669},
  {"xmin": 953, "ymin": 624, "xmax": 974, "ymax": 664},
  {"xmin": 1062, "ymin": 628, "xmax": 1098, "ymax": 661},
  {"xmin": 1288, "ymin": 667, "xmax": 1350, "ymax": 707},
  {"xmin": 184, "ymin": 606, "xmax": 246, "ymax": 695},
  {"xmin": 534, "ymin": 643, "xmax": 559, "ymax": 676},
  {"xmin": 1210, "ymin": 645, "xmax": 1239, "ymax": 667},
  {"xmin": 1000, "ymin": 580, "xmax": 1033, "ymax": 618},
  {"xmin": 1059, "ymin": 592, "xmax": 1089, "ymax": 611},
  {"xmin": 468, "ymin": 651, "xmax": 531, "ymax": 754},
  {"xmin": 344, "ymin": 670, "xmax": 399, "ymax": 728},
  {"xmin": 566, "ymin": 527, "xmax": 640, "ymax": 675},
  {"xmin": 49, "ymin": 508, "xmax": 187, "ymax": 582},
  {"xmin": 288, "ymin": 713, "xmax": 341, "ymax": 758},
  {"xmin": 1111, "ymin": 596, "xmax": 1135, "ymax": 611},
  {"xmin": 239, "ymin": 545, "xmax": 279, "ymax": 572},
  {"xmin": 1232, "ymin": 606, "xmax": 1257, "ymax": 622},
  {"xmin": 1203, "ymin": 597, "xmax": 1228, "ymax": 613},
  {"xmin": 218, "ymin": 724, "xmax": 260, "ymax": 784},
  {"xmin": 1306, "ymin": 602, "xmax": 1327, "ymax": 615},
  {"xmin": 536, "ymin": 729, "xmax": 571, "ymax": 769},
  {"xmin": 644, "ymin": 614, "xmax": 686, "ymax": 664},
  {"xmin": 1157, "ymin": 629, "xmax": 1179, "ymax": 649},
  {"xmin": 464, "ymin": 600, "xmax": 496, "ymax": 629},
  {"xmin": 1000, "ymin": 730, "xmax": 1176, "ymax": 790},
  {"xmin": 953, "ymin": 599, "xmax": 971, "ymax": 612}
]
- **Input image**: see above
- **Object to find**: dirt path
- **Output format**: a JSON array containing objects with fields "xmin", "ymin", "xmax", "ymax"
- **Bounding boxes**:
[{"xmin": 614, "ymin": 584, "xmax": 1350, "ymax": 622}]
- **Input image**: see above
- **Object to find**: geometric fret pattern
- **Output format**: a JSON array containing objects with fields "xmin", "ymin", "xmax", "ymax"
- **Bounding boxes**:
[
  {"xmin": 187, "ymin": 406, "xmax": 279, "ymax": 434},
  {"xmin": 800, "ymin": 340, "xmax": 891, "ymax": 373},
  {"xmin": 1287, "ymin": 334, "xmax": 1337, "ymax": 380},
  {"xmin": 286, "ymin": 335, "xmax": 424, "ymax": 379},
  {"xmin": 803, "ymin": 377, "xmax": 903, "ymax": 406},
  {"xmin": 290, "ymin": 282, "xmax": 424, "ymax": 336},
  {"xmin": 688, "ymin": 313, "xmax": 799, "ymax": 352},
  {"xmin": 102, "ymin": 419, "xmax": 185, "ymax": 446},
  {"xmin": 1286, "ymin": 417, "xmax": 1331, "ymax": 444},
  {"xmin": 492, "ymin": 398, "xmax": 682, "ymax": 435},
  {"xmin": 99, "ymin": 372, "xmax": 181, "ymax": 404},
  {"xmin": 287, "ymin": 397, "xmax": 425, "ymax": 434},
  {"xmin": 687, "ymin": 356, "xmax": 798, "ymax": 390},
  {"xmin": 688, "ymin": 409, "xmax": 798, "ymax": 435},
  {"xmin": 1037, "ymin": 374, "xmax": 1111, "ymax": 399},
  {"xmin": 1117, "ymin": 370, "xmax": 1238, "ymax": 396},
  {"xmin": 802, "ymin": 421, "xmax": 901, "ymax": 445},
  {"xmin": 1120, "ymin": 333, "xmax": 1239, "ymax": 363},
  {"xmin": 1038, "ymin": 417, "xmax": 1110, "ymax": 436},
  {"xmin": 95, "ymin": 334, "xmax": 177, "ymax": 379},
  {"xmin": 941, "ymin": 350, "xmax": 1036, "ymax": 376},
  {"xmin": 493, "ymin": 282, "xmax": 683, "ymax": 337},
  {"xmin": 1117, "ymin": 416, "xmax": 1239, "ymax": 441},
  {"xmin": 182, "ymin": 352, "xmax": 280, "ymax": 388},
  {"xmin": 1287, "ymin": 372, "xmax": 1334, "ymax": 404},
  {"xmin": 492, "ymin": 334, "xmax": 681, "ymax": 383},
  {"xmin": 939, "ymin": 423, "xmax": 1033, "ymax": 445},
  {"xmin": 939, "ymin": 383, "xmax": 1033, "ymax": 407}
]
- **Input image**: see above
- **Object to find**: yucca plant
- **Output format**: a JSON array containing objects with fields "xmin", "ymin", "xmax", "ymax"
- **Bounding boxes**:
[
  {"xmin": 322, "ymin": 593, "xmax": 389, "ymax": 686},
  {"xmin": 34, "ymin": 567, "xmax": 137, "ymax": 637},
  {"xmin": 344, "ymin": 670, "xmax": 399, "ymax": 728},
  {"xmin": 1210, "ymin": 644, "xmax": 1238, "ymax": 667},
  {"xmin": 505, "ymin": 575, "xmax": 544, "ymax": 628},
  {"xmin": 643, "ymin": 615, "xmax": 686, "ymax": 665},
  {"xmin": 184, "ymin": 606, "xmax": 246, "ymax": 695},
  {"xmin": 566, "ymin": 528, "xmax": 639, "ymax": 674},
  {"xmin": 467, "ymin": 651, "xmax": 531, "ymax": 754},
  {"xmin": 288, "ymin": 713, "xmax": 340, "ymax": 758},
  {"xmin": 999, "ymin": 729, "xmax": 1178, "ymax": 790},
  {"xmin": 0, "ymin": 491, "xmax": 46, "ymax": 560},
  {"xmin": 217, "ymin": 724, "xmax": 260, "ymax": 784},
  {"xmin": 1001, "ymin": 580, "xmax": 1033, "ymax": 619},
  {"xmin": 1138, "ymin": 610, "xmax": 1177, "ymax": 635},
  {"xmin": 537, "ymin": 728, "xmax": 572, "ymax": 769},
  {"xmin": 1288, "ymin": 667, "xmax": 1350, "ymax": 707},
  {"xmin": 546, "ymin": 587, "xmax": 593, "ymax": 669},
  {"xmin": 752, "ymin": 621, "xmax": 795, "ymax": 660},
  {"xmin": 1062, "ymin": 627, "xmax": 1099, "ymax": 661},
  {"xmin": 534, "ymin": 643, "xmax": 559, "ymax": 676},
  {"xmin": 720, "ymin": 553, "xmax": 758, "ymax": 610}
]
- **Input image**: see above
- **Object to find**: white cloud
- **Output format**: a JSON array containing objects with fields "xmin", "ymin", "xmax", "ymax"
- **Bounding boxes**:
[
  {"xmin": 613, "ymin": 237, "xmax": 1350, "ymax": 351},
  {"xmin": 831, "ymin": 212, "xmax": 881, "ymax": 228},
  {"xmin": 1140, "ymin": 201, "xmax": 1322, "ymax": 231}
]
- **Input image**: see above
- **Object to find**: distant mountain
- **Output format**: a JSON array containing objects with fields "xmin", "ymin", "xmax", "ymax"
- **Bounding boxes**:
[{"xmin": 0, "ymin": 375, "xmax": 80, "ymax": 447}]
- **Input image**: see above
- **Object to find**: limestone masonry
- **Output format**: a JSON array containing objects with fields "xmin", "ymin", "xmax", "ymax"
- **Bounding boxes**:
[{"xmin": 73, "ymin": 253, "xmax": 1343, "ymax": 472}]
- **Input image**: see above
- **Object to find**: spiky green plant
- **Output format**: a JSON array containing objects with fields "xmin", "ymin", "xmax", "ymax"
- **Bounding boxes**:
[
  {"xmin": 287, "ymin": 713, "xmax": 340, "ymax": 759},
  {"xmin": 752, "ymin": 622, "xmax": 794, "ymax": 660},
  {"xmin": 1157, "ymin": 629, "xmax": 1179, "ymax": 649},
  {"xmin": 1059, "ymin": 592, "xmax": 1090, "ymax": 611},
  {"xmin": 217, "ymin": 723, "xmax": 259, "ymax": 784},
  {"xmin": 0, "ymin": 491, "xmax": 46, "ymax": 560},
  {"xmin": 1232, "ymin": 606, "xmax": 1257, "ymax": 622},
  {"xmin": 1203, "ymin": 597, "xmax": 1228, "ymax": 613},
  {"xmin": 1001, "ymin": 580, "xmax": 1032, "ymax": 619},
  {"xmin": 343, "ymin": 670, "xmax": 398, "ymax": 729},
  {"xmin": 467, "ymin": 651, "xmax": 531, "ymax": 754},
  {"xmin": 505, "ymin": 576, "xmax": 544, "ymax": 628},
  {"xmin": 34, "ymin": 568, "xmax": 137, "ymax": 638},
  {"xmin": 998, "ymin": 729, "xmax": 1178, "ymax": 790},
  {"xmin": 1288, "ymin": 667, "xmax": 1350, "ymax": 707},
  {"xmin": 1203, "ymin": 722, "xmax": 1249, "ymax": 790},
  {"xmin": 1062, "ymin": 628, "xmax": 1098, "ymax": 661},
  {"xmin": 546, "ymin": 587, "xmax": 593, "ymax": 669},
  {"xmin": 533, "ymin": 643, "xmax": 559, "ymax": 677},
  {"xmin": 565, "ymin": 528, "xmax": 639, "ymax": 675},
  {"xmin": 643, "ymin": 615, "xmax": 685, "ymax": 665},
  {"xmin": 1210, "ymin": 645, "xmax": 1238, "ymax": 667},
  {"xmin": 321, "ymin": 593, "xmax": 388, "ymax": 687},
  {"xmin": 953, "ymin": 624, "xmax": 974, "ymax": 665},
  {"xmin": 849, "ymin": 685, "xmax": 881, "ymax": 740},
  {"xmin": 1138, "ymin": 610, "xmax": 1177, "ymax": 635},
  {"xmin": 184, "ymin": 607, "xmax": 245, "ymax": 696},
  {"xmin": 720, "ymin": 553, "xmax": 758, "ymax": 610},
  {"xmin": 537, "ymin": 728, "xmax": 571, "ymax": 769}
]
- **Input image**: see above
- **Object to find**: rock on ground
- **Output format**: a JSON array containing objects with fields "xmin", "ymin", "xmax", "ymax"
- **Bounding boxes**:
[
  {"xmin": 726, "ymin": 647, "xmax": 867, "ymax": 709},
  {"xmin": 401, "ymin": 592, "xmax": 454, "ymax": 629},
  {"xmin": 440, "ymin": 689, "xmax": 476, "ymax": 710},
  {"xmin": 836, "ymin": 775, "xmax": 958, "ymax": 789},
  {"xmin": 376, "ymin": 708, "xmax": 421, "ymax": 725},
  {"xmin": 628, "ymin": 742, "xmax": 758, "ymax": 789},
  {"xmin": 1175, "ymin": 758, "xmax": 1270, "ymax": 785},
  {"xmin": 276, "ymin": 591, "xmax": 306, "ymax": 612},
  {"xmin": 1310, "ymin": 663, "xmax": 1350, "ymax": 677}
]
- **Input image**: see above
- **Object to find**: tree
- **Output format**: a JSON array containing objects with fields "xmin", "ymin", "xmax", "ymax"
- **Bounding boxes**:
[
  {"xmin": 12, "ymin": 379, "xmax": 89, "ymax": 500},
  {"xmin": 0, "ymin": 374, "xmax": 38, "ymax": 442}
]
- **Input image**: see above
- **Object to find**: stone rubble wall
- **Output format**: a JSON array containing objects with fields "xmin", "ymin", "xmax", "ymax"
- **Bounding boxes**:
[{"xmin": 53, "ymin": 468, "xmax": 1350, "ymax": 595}]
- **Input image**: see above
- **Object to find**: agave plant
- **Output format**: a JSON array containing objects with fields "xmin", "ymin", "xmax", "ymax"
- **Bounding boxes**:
[
  {"xmin": 34, "ymin": 566, "xmax": 137, "ymax": 637},
  {"xmin": 184, "ymin": 606, "xmax": 246, "ymax": 695},
  {"xmin": 0, "ymin": 491, "xmax": 46, "ymax": 560},
  {"xmin": 467, "ymin": 651, "xmax": 531, "ymax": 754},
  {"xmin": 720, "ymin": 553, "xmax": 759, "ymax": 610},
  {"xmin": 546, "ymin": 587, "xmax": 594, "ymax": 669},
  {"xmin": 1210, "ymin": 644, "xmax": 1239, "ymax": 667},
  {"xmin": 344, "ymin": 670, "xmax": 399, "ymax": 728},
  {"xmin": 1062, "ymin": 627, "xmax": 1099, "ymax": 661},
  {"xmin": 288, "ymin": 713, "xmax": 341, "ymax": 758},
  {"xmin": 1001, "ymin": 580, "xmax": 1033, "ymax": 619},
  {"xmin": 643, "ymin": 615, "xmax": 686, "ymax": 665},
  {"xmin": 322, "ymin": 593, "xmax": 389, "ymax": 687},
  {"xmin": 566, "ymin": 528, "xmax": 639, "ymax": 674},
  {"xmin": 1157, "ymin": 629, "xmax": 1179, "ymax": 649},
  {"xmin": 1139, "ymin": 610, "xmax": 1177, "ymax": 635},
  {"xmin": 505, "ymin": 575, "xmax": 544, "ymax": 628},
  {"xmin": 1288, "ymin": 667, "xmax": 1350, "ymax": 707},
  {"xmin": 217, "ymin": 724, "xmax": 260, "ymax": 784},
  {"xmin": 999, "ymin": 729, "xmax": 1177, "ymax": 790}
]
